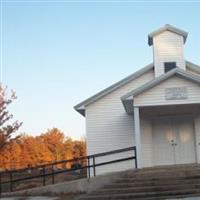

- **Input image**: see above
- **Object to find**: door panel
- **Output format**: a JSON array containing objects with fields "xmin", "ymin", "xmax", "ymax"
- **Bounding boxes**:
[
  {"xmin": 174, "ymin": 117, "xmax": 196, "ymax": 164},
  {"xmin": 153, "ymin": 116, "xmax": 196, "ymax": 166},
  {"xmin": 153, "ymin": 119, "xmax": 175, "ymax": 166}
]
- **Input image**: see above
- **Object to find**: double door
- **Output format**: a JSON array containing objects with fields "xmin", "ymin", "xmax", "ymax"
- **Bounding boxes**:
[{"xmin": 153, "ymin": 116, "xmax": 196, "ymax": 166}]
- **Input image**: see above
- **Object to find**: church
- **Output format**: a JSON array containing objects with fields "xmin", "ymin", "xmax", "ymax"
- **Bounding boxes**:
[{"xmin": 75, "ymin": 25, "xmax": 200, "ymax": 175}]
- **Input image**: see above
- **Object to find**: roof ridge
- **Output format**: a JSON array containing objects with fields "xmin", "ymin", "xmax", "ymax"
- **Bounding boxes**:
[
  {"xmin": 148, "ymin": 24, "xmax": 188, "ymax": 46},
  {"xmin": 121, "ymin": 68, "xmax": 200, "ymax": 114},
  {"xmin": 121, "ymin": 67, "xmax": 180, "ymax": 100},
  {"xmin": 74, "ymin": 63, "xmax": 154, "ymax": 116},
  {"xmin": 74, "ymin": 60, "xmax": 200, "ymax": 116},
  {"xmin": 122, "ymin": 68, "xmax": 200, "ymax": 101}
]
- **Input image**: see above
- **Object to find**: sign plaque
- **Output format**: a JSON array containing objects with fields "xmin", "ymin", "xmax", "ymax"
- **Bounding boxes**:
[{"xmin": 165, "ymin": 87, "xmax": 188, "ymax": 100}]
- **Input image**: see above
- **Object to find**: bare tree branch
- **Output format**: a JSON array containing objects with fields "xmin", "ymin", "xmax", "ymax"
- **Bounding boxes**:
[{"xmin": 0, "ymin": 86, "xmax": 22, "ymax": 151}]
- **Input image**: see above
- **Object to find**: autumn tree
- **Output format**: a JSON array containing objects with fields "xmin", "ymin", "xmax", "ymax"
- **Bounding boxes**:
[
  {"xmin": 41, "ymin": 128, "xmax": 65, "ymax": 161},
  {"xmin": 73, "ymin": 140, "xmax": 86, "ymax": 158},
  {"xmin": 0, "ymin": 127, "xmax": 86, "ymax": 170},
  {"xmin": 72, "ymin": 139, "xmax": 86, "ymax": 166},
  {"xmin": 0, "ymin": 86, "xmax": 22, "ymax": 150}
]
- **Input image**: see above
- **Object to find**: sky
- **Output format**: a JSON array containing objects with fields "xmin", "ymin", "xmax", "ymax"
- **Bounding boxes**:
[{"xmin": 0, "ymin": 0, "xmax": 200, "ymax": 139}]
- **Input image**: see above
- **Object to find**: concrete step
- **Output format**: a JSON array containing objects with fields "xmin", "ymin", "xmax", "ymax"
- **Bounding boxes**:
[
  {"xmin": 77, "ymin": 164, "xmax": 200, "ymax": 200},
  {"xmin": 119, "ymin": 193, "xmax": 200, "ymax": 200},
  {"xmin": 95, "ymin": 183, "xmax": 200, "ymax": 195},
  {"xmin": 123, "ymin": 165, "xmax": 200, "ymax": 176},
  {"xmin": 115, "ymin": 174, "xmax": 200, "ymax": 183},
  {"xmin": 78, "ymin": 188, "xmax": 200, "ymax": 199},
  {"xmin": 125, "ymin": 170, "xmax": 200, "ymax": 178},
  {"xmin": 123, "ymin": 168, "xmax": 200, "ymax": 176},
  {"xmin": 105, "ymin": 178, "xmax": 200, "ymax": 188}
]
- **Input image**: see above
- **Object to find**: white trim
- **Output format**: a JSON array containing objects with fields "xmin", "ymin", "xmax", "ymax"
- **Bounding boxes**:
[
  {"xmin": 148, "ymin": 24, "xmax": 188, "ymax": 46},
  {"xmin": 74, "ymin": 63, "xmax": 154, "ymax": 116},
  {"xmin": 194, "ymin": 116, "xmax": 200, "ymax": 164},
  {"xmin": 75, "ymin": 61, "xmax": 200, "ymax": 116},
  {"xmin": 134, "ymin": 107, "xmax": 142, "ymax": 168}
]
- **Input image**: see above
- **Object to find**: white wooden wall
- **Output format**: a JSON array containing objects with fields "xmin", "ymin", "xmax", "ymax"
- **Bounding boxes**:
[
  {"xmin": 153, "ymin": 31, "xmax": 185, "ymax": 77},
  {"xmin": 85, "ymin": 66, "xmax": 200, "ymax": 175},
  {"xmin": 85, "ymin": 69, "xmax": 154, "ymax": 175},
  {"xmin": 134, "ymin": 76, "xmax": 200, "ymax": 107},
  {"xmin": 140, "ymin": 119, "xmax": 153, "ymax": 167}
]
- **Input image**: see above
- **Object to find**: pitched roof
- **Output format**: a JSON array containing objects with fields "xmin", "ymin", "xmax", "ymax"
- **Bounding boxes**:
[
  {"xmin": 74, "ymin": 63, "xmax": 154, "ymax": 116},
  {"xmin": 148, "ymin": 24, "xmax": 188, "ymax": 46},
  {"xmin": 121, "ymin": 68, "xmax": 200, "ymax": 114},
  {"xmin": 74, "ymin": 61, "xmax": 200, "ymax": 117}
]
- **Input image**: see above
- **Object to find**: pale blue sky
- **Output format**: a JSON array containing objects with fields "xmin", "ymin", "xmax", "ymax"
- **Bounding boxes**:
[{"xmin": 1, "ymin": 1, "xmax": 200, "ymax": 139}]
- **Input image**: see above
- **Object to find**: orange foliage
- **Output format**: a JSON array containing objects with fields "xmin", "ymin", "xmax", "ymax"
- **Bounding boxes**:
[{"xmin": 0, "ymin": 128, "xmax": 86, "ymax": 170}]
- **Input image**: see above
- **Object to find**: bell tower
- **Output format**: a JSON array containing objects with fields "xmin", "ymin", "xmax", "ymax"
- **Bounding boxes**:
[{"xmin": 148, "ymin": 24, "xmax": 188, "ymax": 77}]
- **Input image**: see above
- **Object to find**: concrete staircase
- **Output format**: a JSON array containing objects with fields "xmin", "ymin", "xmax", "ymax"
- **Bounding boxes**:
[{"xmin": 78, "ymin": 164, "xmax": 200, "ymax": 200}]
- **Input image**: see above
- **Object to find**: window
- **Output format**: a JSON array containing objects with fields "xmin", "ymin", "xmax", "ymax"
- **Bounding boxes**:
[{"xmin": 164, "ymin": 62, "xmax": 176, "ymax": 73}]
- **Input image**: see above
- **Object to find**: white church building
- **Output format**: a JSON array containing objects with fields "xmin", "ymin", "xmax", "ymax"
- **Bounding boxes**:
[{"xmin": 74, "ymin": 25, "xmax": 200, "ymax": 175}]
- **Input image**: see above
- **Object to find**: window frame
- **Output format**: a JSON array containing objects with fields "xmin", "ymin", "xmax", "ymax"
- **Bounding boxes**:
[{"xmin": 164, "ymin": 62, "xmax": 176, "ymax": 73}]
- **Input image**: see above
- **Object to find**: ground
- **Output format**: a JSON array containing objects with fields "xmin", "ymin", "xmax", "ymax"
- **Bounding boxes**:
[
  {"xmin": 1, "ymin": 197, "xmax": 200, "ymax": 200},
  {"xmin": 0, "ymin": 195, "xmax": 78, "ymax": 200},
  {"xmin": 0, "ymin": 197, "xmax": 56, "ymax": 200}
]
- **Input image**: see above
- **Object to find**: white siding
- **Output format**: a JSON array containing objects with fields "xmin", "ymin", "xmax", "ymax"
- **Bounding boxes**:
[
  {"xmin": 140, "ymin": 119, "xmax": 153, "ymax": 167},
  {"xmin": 153, "ymin": 31, "xmax": 185, "ymax": 77},
  {"xmin": 84, "ymin": 64, "xmax": 200, "ymax": 174},
  {"xmin": 85, "ymin": 69, "xmax": 154, "ymax": 175},
  {"xmin": 134, "ymin": 76, "xmax": 200, "ymax": 107},
  {"xmin": 194, "ymin": 116, "xmax": 200, "ymax": 163}
]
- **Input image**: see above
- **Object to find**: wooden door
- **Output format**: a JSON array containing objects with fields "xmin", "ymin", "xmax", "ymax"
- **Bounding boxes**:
[{"xmin": 153, "ymin": 116, "xmax": 196, "ymax": 166}]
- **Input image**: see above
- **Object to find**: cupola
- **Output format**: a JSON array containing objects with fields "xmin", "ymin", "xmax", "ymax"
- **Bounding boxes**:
[{"xmin": 148, "ymin": 24, "xmax": 188, "ymax": 77}]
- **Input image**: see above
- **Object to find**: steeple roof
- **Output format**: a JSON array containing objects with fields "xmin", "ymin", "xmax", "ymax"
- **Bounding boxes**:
[{"xmin": 148, "ymin": 24, "xmax": 188, "ymax": 46}]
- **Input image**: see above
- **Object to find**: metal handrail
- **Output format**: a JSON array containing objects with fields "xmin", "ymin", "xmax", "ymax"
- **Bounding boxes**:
[{"xmin": 0, "ymin": 146, "xmax": 137, "ymax": 194}]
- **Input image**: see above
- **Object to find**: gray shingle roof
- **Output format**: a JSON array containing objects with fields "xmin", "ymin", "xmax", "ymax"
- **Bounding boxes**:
[
  {"xmin": 121, "ymin": 67, "xmax": 200, "ymax": 114},
  {"xmin": 148, "ymin": 24, "xmax": 188, "ymax": 46},
  {"xmin": 74, "ymin": 63, "xmax": 154, "ymax": 116},
  {"xmin": 74, "ymin": 61, "xmax": 200, "ymax": 117}
]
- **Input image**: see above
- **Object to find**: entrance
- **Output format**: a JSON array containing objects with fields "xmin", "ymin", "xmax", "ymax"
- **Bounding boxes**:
[{"xmin": 153, "ymin": 116, "xmax": 196, "ymax": 166}]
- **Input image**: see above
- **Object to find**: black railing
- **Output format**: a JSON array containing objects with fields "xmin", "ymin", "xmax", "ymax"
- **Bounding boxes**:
[{"xmin": 0, "ymin": 146, "xmax": 137, "ymax": 194}]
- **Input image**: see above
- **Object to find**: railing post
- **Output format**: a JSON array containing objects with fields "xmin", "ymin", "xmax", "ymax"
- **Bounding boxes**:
[
  {"xmin": 10, "ymin": 171, "xmax": 13, "ymax": 192},
  {"xmin": 43, "ymin": 166, "xmax": 46, "ymax": 186},
  {"xmin": 134, "ymin": 107, "xmax": 141, "ymax": 168},
  {"xmin": 51, "ymin": 164, "xmax": 55, "ymax": 184},
  {"xmin": 92, "ymin": 156, "xmax": 96, "ymax": 177},
  {"xmin": 87, "ymin": 157, "xmax": 90, "ymax": 178},
  {"xmin": 134, "ymin": 148, "xmax": 138, "ymax": 169}
]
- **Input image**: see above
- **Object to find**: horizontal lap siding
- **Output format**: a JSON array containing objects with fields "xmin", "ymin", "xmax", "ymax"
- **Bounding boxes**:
[
  {"xmin": 86, "ymin": 70, "xmax": 154, "ymax": 175},
  {"xmin": 134, "ymin": 76, "xmax": 200, "ymax": 107},
  {"xmin": 153, "ymin": 31, "xmax": 185, "ymax": 77},
  {"xmin": 88, "ymin": 151, "xmax": 136, "ymax": 175},
  {"xmin": 141, "ymin": 119, "xmax": 153, "ymax": 167}
]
